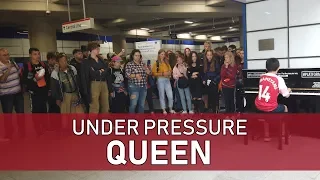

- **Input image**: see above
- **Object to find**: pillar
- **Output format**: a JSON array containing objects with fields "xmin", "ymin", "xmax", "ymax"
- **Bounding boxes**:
[
  {"xmin": 28, "ymin": 17, "xmax": 57, "ymax": 60},
  {"xmin": 112, "ymin": 35, "xmax": 127, "ymax": 54},
  {"xmin": 239, "ymin": 16, "xmax": 244, "ymax": 48}
]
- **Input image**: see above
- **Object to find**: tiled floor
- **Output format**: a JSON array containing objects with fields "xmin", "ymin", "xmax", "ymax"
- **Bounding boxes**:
[{"xmin": 0, "ymin": 171, "xmax": 320, "ymax": 180}]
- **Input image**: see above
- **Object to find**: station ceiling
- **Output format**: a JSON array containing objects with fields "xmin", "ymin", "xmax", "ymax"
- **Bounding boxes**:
[{"xmin": 0, "ymin": 0, "xmax": 242, "ymax": 41}]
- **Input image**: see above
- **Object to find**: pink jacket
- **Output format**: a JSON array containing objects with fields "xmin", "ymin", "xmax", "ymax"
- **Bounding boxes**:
[{"xmin": 173, "ymin": 63, "xmax": 188, "ymax": 80}]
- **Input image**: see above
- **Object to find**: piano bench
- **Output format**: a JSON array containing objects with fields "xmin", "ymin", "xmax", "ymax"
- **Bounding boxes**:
[{"xmin": 244, "ymin": 111, "xmax": 289, "ymax": 150}]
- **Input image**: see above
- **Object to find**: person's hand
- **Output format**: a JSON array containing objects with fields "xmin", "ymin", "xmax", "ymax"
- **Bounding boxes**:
[
  {"xmin": 136, "ymin": 74, "xmax": 142, "ymax": 80},
  {"xmin": 288, "ymin": 88, "xmax": 292, "ymax": 93},
  {"xmin": 163, "ymin": 71, "xmax": 171, "ymax": 76},
  {"xmin": 145, "ymin": 68, "xmax": 151, "ymax": 75},
  {"xmin": 99, "ymin": 69, "xmax": 105, "ymax": 73},
  {"xmin": 34, "ymin": 73, "xmax": 42, "ymax": 81},
  {"xmin": 56, "ymin": 100, "xmax": 61, "ymax": 107},
  {"xmin": 124, "ymin": 91, "xmax": 128, "ymax": 96},
  {"xmin": 203, "ymin": 81, "xmax": 206, "ymax": 85}
]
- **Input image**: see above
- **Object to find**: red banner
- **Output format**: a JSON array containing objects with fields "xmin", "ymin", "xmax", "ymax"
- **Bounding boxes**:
[{"xmin": 0, "ymin": 113, "xmax": 320, "ymax": 170}]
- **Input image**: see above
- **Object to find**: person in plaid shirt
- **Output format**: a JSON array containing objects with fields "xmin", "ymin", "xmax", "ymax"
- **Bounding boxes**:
[{"xmin": 125, "ymin": 49, "xmax": 150, "ymax": 113}]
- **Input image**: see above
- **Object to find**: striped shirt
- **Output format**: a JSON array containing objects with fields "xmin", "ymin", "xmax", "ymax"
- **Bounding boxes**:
[{"xmin": 0, "ymin": 62, "xmax": 21, "ymax": 95}]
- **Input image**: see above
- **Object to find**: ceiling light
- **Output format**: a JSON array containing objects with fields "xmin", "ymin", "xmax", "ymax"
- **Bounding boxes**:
[
  {"xmin": 229, "ymin": 27, "xmax": 233, "ymax": 29},
  {"xmin": 140, "ymin": 28, "xmax": 150, "ymax": 30},
  {"xmin": 148, "ymin": 30, "xmax": 155, "ymax": 32},
  {"xmin": 184, "ymin": 21, "xmax": 193, "ymax": 24},
  {"xmin": 190, "ymin": 23, "xmax": 200, "ymax": 27},
  {"xmin": 112, "ymin": 18, "xmax": 126, "ymax": 23}
]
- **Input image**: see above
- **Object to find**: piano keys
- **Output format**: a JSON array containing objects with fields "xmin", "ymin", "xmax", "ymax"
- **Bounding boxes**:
[{"xmin": 243, "ymin": 68, "xmax": 320, "ymax": 113}]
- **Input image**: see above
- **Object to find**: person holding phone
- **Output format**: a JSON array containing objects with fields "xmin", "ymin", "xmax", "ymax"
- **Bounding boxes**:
[{"xmin": 125, "ymin": 49, "xmax": 150, "ymax": 113}]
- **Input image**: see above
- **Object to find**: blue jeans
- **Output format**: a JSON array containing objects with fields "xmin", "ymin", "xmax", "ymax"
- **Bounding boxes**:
[
  {"xmin": 178, "ymin": 87, "xmax": 192, "ymax": 112},
  {"xmin": 157, "ymin": 77, "xmax": 173, "ymax": 110},
  {"xmin": 128, "ymin": 83, "xmax": 147, "ymax": 113}
]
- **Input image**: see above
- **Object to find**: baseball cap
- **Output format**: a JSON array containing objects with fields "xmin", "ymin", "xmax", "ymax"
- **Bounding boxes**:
[{"xmin": 112, "ymin": 56, "xmax": 122, "ymax": 62}]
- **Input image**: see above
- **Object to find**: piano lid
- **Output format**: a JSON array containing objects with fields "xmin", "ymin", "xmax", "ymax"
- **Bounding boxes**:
[{"xmin": 243, "ymin": 68, "xmax": 320, "ymax": 90}]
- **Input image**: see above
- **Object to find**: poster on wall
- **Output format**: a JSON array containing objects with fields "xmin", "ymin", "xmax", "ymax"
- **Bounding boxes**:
[{"xmin": 135, "ymin": 40, "xmax": 162, "ymax": 64}]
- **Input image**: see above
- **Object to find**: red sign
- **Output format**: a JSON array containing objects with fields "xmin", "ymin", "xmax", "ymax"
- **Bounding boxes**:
[{"xmin": 0, "ymin": 114, "xmax": 320, "ymax": 170}]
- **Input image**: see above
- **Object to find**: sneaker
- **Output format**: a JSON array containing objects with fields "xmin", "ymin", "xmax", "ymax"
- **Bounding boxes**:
[
  {"xmin": 181, "ymin": 111, "xmax": 188, "ymax": 114},
  {"xmin": 189, "ymin": 111, "xmax": 194, "ymax": 114},
  {"xmin": 163, "ymin": 111, "xmax": 167, "ymax": 115},
  {"xmin": 170, "ymin": 110, "xmax": 176, "ymax": 114}
]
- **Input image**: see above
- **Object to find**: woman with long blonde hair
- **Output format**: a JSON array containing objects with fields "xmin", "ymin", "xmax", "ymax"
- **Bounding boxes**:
[
  {"xmin": 221, "ymin": 51, "xmax": 237, "ymax": 113},
  {"xmin": 152, "ymin": 49, "xmax": 175, "ymax": 114}
]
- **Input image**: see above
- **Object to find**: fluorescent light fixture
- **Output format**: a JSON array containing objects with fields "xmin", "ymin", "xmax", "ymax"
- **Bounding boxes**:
[
  {"xmin": 184, "ymin": 21, "xmax": 193, "ymax": 24},
  {"xmin": 23, "ymin": 30, "xmax": 28, "ymax": 32},
  {"xmin": 148, "ymin": 30, "xmax": 155, "ymax": 32},
  {"xmin": 127, "ymin": 29, "xmax": 150, "ymax": 36},
  {"xmin": 194, "ymin": 35, "xmax": 207, "ymax": 40},
  {"xmin": 229, "ymin": 27, "xmax": 233, "ymax": 29},
  {"xmin": 112, "ymin": 18, "xmax": 126, "ymax": 23},
  {"xmin": 210, "ymin": 36, "xmax": 222, "ymax": 41},
  {"xmin": 190, "ymin": 23, "xmax": 200, "ymax": 27},
  {"xmin": 140, "ymin": 28, "xmax": 150, "ymax": 30},
  {"xmin": 265, "ymin": 12, "xmax": 271, "ymax": 15},
  {"xmin": 177, "ymin": 33, "xmax": 191, "ymax": 39}
]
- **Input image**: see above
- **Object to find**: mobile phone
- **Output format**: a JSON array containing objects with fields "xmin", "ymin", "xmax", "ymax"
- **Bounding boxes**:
[{"xmin": 147, "ymin": 60, "xmax": 151, "ymax": 66}]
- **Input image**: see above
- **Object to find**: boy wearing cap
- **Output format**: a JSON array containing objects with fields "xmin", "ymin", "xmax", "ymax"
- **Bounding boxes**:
[{"xmin": 109, "ymin": 56, "xmax": 128, "ymax": 113}]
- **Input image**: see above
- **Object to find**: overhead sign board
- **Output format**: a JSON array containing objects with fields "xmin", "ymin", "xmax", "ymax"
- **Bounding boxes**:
[{"xmin": 62, "ymin": 18, "xmax": 94, "ymax": 33}]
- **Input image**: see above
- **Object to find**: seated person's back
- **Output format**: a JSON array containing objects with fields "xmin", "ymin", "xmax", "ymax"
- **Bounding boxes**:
[{"xmin": 255, "ymin": 58, "xmax": 291, "ymax": 113}]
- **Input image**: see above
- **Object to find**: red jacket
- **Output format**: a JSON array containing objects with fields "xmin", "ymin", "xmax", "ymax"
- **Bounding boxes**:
[{"xmin": 220, "ymin": 64, "xmax": 237, "ymax": 88}]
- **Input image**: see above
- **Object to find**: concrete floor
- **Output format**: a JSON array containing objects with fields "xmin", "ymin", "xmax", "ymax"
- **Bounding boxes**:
[{"xmin": 0, "ymin": 171, "xmax": 320, "ymax": 180}]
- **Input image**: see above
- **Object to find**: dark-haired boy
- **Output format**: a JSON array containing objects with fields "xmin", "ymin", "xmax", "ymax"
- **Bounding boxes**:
[
  {"xmin": 23, "ymin": 48, "xmax": 50, "ymax": 113},
  {"xmin": 255, "ymin": 58, "xmax": 291, "ymax": 141},
  {"xmin": 46, "ymin": 52, "xmax": 60, "ymax": 113}
]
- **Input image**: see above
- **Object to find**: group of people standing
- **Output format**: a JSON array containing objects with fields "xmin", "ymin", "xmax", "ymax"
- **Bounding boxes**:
[{"xmin": 0, "ymin": 41, "xmax": 244, "ymax": 116}]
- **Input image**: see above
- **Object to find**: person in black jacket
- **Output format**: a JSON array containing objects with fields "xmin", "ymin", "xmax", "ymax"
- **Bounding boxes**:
[
  {"xmin": 81, "ymin": 42, "xmax": 112, "ymax": 113},
  {"xmin": 187, "ymin": 51, "xmax": 204, "ymax": 113},
  {"xmin": 51, "ymin": 53, "xmax": 84, "ymax": 113},
  {"xmin": 70, "ymin": 49, "xmax": 88, "ymax": 112},
  {"xmin": 202, "ymin": 49, "xmax": 221, "ymax": 113},
  {"xmin": 23, "ymin": 48, "xmax": 50, "ymax": 113}
]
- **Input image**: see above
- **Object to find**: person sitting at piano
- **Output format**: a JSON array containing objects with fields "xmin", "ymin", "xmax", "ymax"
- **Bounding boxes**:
[{"xmin": 255, "ymin": 58, "xmax": 292, "ymax": 141}]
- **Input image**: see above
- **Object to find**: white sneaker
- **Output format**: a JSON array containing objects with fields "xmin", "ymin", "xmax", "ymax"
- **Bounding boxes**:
[
  {"xmin": 181, "ymin": 111, "xmax": 188, "ymax": 114},
  {"xmin": 170, "ymin": 110, "xmax": 176, "ymax": 114},
  {"xmin": 189, "ymin": 111, "xmax": 194, "ymax": 114},
  {"xmin": 163, "ymin": 111, "xmax": 167, "ymax": 115}
]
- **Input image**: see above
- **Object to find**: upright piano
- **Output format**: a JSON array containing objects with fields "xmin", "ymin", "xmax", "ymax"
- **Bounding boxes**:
[{"xmin": 243, "ymin": 68, "xmax": 320, "ymax": 113}]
